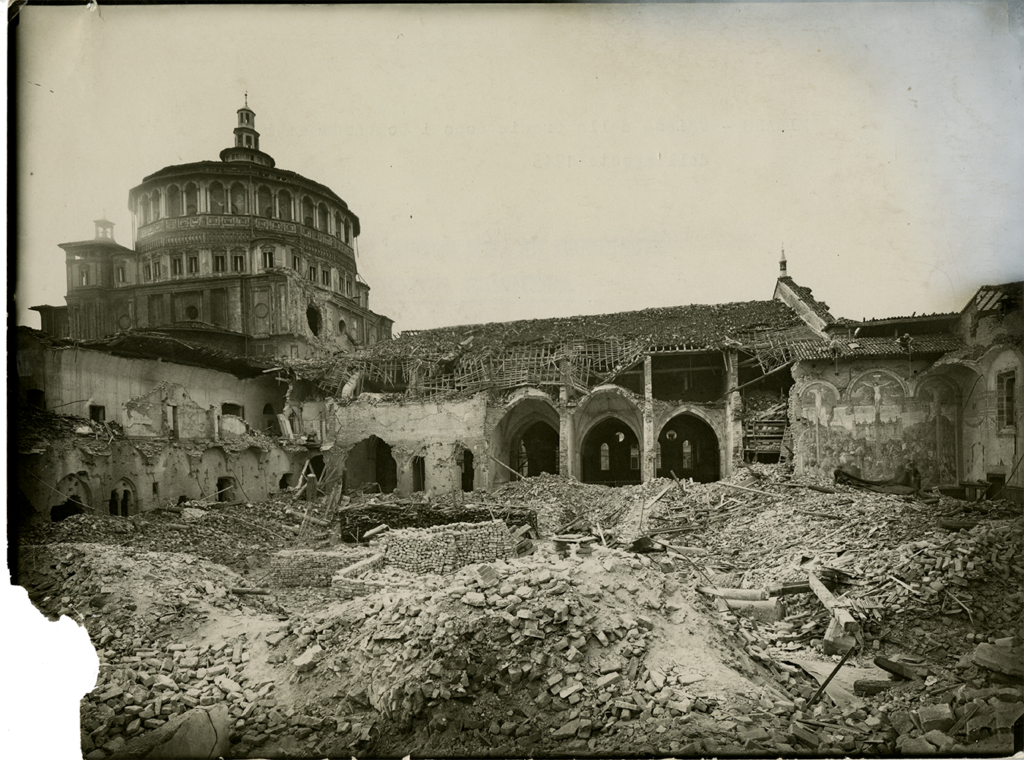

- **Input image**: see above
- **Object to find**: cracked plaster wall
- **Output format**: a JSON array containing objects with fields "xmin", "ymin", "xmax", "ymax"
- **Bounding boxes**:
[{"xmin": 324, "ymin": 395, "xmax": 489, "ymax": 496}]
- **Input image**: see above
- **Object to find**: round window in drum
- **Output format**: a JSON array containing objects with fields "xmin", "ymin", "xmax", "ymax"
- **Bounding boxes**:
[
  {"xmin": 117, "ymin": 314, "xmax": 132, "ymax": 330},
  {"xmin": 185, "ymin": 305, "xmax": 199, "ymax": 320}
]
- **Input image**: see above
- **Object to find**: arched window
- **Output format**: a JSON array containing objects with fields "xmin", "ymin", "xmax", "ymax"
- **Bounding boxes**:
[
  {"xmin": 151, "ymin": 189, "xmax": 161, "ymax": 220},
  {"xmin": 317, "ymin": 203, "xmax": 328, "ymax": 232},
  {"xmin": 257, "ymin": 186, "xmax": 273, "ymax": 218},
  {"xmin": 682, "ymin": 440, "xmax": 693, "ymax": 469},
  {"xmin": 184, "ymin": 183, "xmax": 198, "ymax": 215},
  {"xmin": 230, "ymin": 182, "xmax": 247, "ymax": 215},
  {"xmin": 139, "ymin": 194, "xmax": 150, "ymax": 225},
  {"xmin": 278, "ymin": 190, "xmax": 292, "ymax": 221},
  {"xmin": 600, "ymin": 443, "xmax": 610, "ymax": 471},
  {"xmin": 334, "ymin": 212, "xmax": 343, "ymax": 238},
  {"xmin": 345, "ymin": 221, "xmax": 353, "ymax": 244},
  {"xmin": 209, "ymin": 182, "xmax": 226, "ymax": 214},
  {"xmin": 167, "ymin": 185, "xmax": 182, "ymax": 217},
  {"xmin": 302, "ymin": 197, "xmax": 314, "ymax": 227}
]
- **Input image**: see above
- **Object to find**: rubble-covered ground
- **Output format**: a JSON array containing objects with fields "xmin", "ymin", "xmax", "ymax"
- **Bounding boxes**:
[{"xmin": 15, "ymin": 464, "xmax": 1024, "ymax": 758}]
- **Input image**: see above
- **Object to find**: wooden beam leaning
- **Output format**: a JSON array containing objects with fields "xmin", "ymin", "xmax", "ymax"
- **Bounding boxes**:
[{"xmin": 808, "ymin": 571, "xmax": 862, "ymax": 655}]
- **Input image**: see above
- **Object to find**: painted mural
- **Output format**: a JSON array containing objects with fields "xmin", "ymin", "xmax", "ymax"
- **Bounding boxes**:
[{"xmin": 794, "ymin": 372, "xmax": 958, "ymax": 486}]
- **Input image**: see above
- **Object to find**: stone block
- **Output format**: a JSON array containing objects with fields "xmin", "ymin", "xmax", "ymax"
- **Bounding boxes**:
[
  {"xmin": 292, "ymin": 644, "xmax": 323, "ymax": 673},
  {"xmin": 596, "ymin": 672, "xmax": 622, "ymax": 689},
  {"xmin": 916, "ymin": 703, "xmax": 954, "ymax": 733}
]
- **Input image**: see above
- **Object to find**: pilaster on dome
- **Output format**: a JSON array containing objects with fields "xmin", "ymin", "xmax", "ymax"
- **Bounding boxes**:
[{"xmin": 219, "ymin": 97, "xmax": 275, "ymax": 168}]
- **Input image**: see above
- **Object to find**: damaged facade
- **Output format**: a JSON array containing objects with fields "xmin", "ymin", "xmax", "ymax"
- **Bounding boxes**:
[{"xmin": 17, "ymin": 103, "xmax": 1022, "ymax": 517}]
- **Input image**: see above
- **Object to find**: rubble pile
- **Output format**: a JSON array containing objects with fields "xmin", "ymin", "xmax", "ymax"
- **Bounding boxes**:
[
  {"xmin": 490, "ymin": 473, "xmax": 629, "ymax": 535},
  {"xmin": 334, "ymin": 499, "xmax": 538, "ymax": 541},
  {"xmin": 269, "ymin": 547, "xmax": 376, "ymax": 587},
  {"xmin": 378, "ymin": 519, "xmax": 515, "ymax": 574}
]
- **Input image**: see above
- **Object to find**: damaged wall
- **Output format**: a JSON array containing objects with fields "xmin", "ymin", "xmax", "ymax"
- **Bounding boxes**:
[
  {"xmin": 322, "ymin": 394, "xmax": 491, "ymax": 496},
  {"xmin": 17, "ymin": 333, "xmax": 286, "ymax": 437},
  {"xmin": 791, "ymin": 358, "xmax": 962, "ymax": 486}
]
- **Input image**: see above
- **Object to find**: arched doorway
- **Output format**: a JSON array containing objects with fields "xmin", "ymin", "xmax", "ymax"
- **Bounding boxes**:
[
  {"xmin": 658, "ymin": 413, "xmax": 720, "ymax": 483},
  {"xmin": 108, "ymin": 479, "xmax": 136, "ymax": 517},
  {"xmin": 581, "ymin": 417, "xmax": 641, "ymax": 486},
  {"xmin": 346, "ymin": 435, "xmax": 398, "ymax": 494},
  {"xmin": 511, "ymin": 421, "xmax": 559, "ymax": 478}
]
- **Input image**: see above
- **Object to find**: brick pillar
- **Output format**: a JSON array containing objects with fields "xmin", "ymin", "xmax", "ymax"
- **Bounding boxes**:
[
  {"xmin": 723, "ymin": 348, "xmax": 740, "ymax": 478},
  {"xmin": 642, "ymin": 354, "xmax": 655, "ymax": 482}
]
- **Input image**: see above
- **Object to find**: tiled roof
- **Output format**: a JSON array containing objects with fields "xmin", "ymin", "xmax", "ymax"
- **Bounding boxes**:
[
  {"xmin": 787, "ymin": 333, "xmax": 963, "ymax": 360},
  {"xmin": 367, "ymin": 299, "xmax": 811, "ymax": 360},
  {"xmin": 777, "ymin": 277, "xmax": 836, "ymax": 324}
]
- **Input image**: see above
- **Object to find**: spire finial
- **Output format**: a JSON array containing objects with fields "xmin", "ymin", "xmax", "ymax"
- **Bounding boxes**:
[
  {"xmin": 779, "ymin": 245, "xmax": 788, "ymax": 277},
  {"xmin": 244, "ymin": 91, "xmax": 248, "ymax": 108}
]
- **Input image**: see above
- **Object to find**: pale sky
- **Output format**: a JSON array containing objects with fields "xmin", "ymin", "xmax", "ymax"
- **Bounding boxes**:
[{"xmin": 14, "ymin": 3, "xmax": 1024, "ymax": 335}]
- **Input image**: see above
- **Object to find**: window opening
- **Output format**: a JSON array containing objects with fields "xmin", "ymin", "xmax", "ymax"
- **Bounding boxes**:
[
  {"xmin": 308, "ymin": 265, "xmax": 317, "ymax": 281},
  {"xmin": 232, "ymin": 253, "xmax": 245, "ymax": 272},
  {"xmin": 213, "ymin": 252, "xmax": 226, "ymax": 273},
  {"xmin": 185, "ymin": 305, "xmax": 199, "ymax": 320},
  {"xmin": 462, "ymin": 450, "xmax": 475, "ymax": 492},
  {"xmin": 630, "ymin": 444, "xmax": 640, "ymax": 470},
  {"xmin": 221, "ymin": 403, "xmax": 243, "ymax": 417},
  {"xmin": 89, "ymin": 405, "xmax": 105, "ymax": 423},
  {"xmin": 997, "ymin": 371, "xmax": 1016, "ymax": 429},
  {"xmin": 306, "ymin": 305, "xmax": 322, "ymax": 336},
  {"xmin": 412, "ymin": 456, "xmax": 426, "ymax": 492},
  {"xmin": 117, "ymin": 266, "xmax": 126, "ymax": 284},
  {"xmin": 172, "ymin": 257, "xmax": 183, "ymax": 276},
  {"xmin": 153, "ymin": 262, "xmax": 161, "ymax": 279},
  {"xmin": 143, "ymin": 264, "xmax": 152, "ymax": 281},
  {"xmin": 262, "ymin": 249, "xmax": 275, "ymax": 269},
  {"xmin": 682, "ymin": 440, "xmax": 693, "ymax": 470},
  {"xmin": 600, "ymin": 443, "xmax": 610, "ymax": 471},
  {"xmin": 187, "ymin": 255, "xmax": 199, "ymax": 274},
  {"xmin": 80, "ymin": 269, "xmax": 89, "ymax": 286},
  {"xmin": 322, "ymin": 269, "xmax": 331, "ymax": 287}
]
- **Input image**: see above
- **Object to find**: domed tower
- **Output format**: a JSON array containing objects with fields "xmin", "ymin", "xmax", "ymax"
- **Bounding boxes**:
[
  {"xmin": 219, "ymin": 96, "xmax": 276, "ymax": 168},
  {"xmin": 50, "ymin": 99, "xmax": 396, "ymax": 357}
]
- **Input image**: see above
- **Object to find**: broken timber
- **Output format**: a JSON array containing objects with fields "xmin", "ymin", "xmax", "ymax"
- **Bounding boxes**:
[{"xmin": 808, "ymin": 571, "xmax": 861, "ymax": 655}]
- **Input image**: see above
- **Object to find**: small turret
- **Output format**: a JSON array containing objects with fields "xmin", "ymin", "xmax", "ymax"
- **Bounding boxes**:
[
  {"xmin": 779, "ymin": 246, "xmax": 787, "ymax": 277},
  {"xmin": 94, "ymin": 218, "xmax": 115, "ymax": 241}
]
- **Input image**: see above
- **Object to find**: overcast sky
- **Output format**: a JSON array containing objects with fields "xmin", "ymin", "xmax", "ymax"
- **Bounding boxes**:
[{"xmin": 14, "ymin": 3, "xmax": 1024, "ymax": 335}]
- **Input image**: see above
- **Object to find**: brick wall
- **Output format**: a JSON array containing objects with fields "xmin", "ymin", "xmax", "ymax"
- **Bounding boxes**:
[
  {"xmin": 269, "ymin": 547, "xmax": 374, "ymax": 587},
  {"xmin": 379, "ymin": 519, "xmax": 514, "ymax": 575}
]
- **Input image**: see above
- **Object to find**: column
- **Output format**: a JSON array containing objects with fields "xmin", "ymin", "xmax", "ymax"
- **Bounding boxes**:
[
  {"xmin": 723, "ymin": 349, "xmax": 740, "ymax": 479},
  {"xmin": 559, "ymin": 358, "xmax": 574, "ymax": 477},
  {"xmin": 642, "ymin": 354, "xmax": 655, "ymax": 482}
]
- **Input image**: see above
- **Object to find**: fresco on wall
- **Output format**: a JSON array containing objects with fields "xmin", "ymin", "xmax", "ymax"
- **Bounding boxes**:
[{"xmin": 795, "ymin": 373, "xmax": 957, "ymax": 486}]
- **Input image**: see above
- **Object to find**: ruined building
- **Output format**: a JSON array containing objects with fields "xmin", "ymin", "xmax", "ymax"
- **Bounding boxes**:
[
  {"xmin": 16, "ymin": 102, "xmax": 1023, "ymax": 520},
  {"xmin": 32, "ymin": 100, "xmax": 392, "ymax": 358}
]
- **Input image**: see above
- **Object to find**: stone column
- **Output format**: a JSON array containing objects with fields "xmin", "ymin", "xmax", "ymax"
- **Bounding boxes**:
[
  {"xmin": 642, "ymin": 354, "xmax": 655, "ymax": 482},
  {"xmin": 723, "ymin": 349, "xmax": 741, "ymax": 478},
  {"xmin": 559, "ymin": 358, "xmax": 573, "ymax": 477}
]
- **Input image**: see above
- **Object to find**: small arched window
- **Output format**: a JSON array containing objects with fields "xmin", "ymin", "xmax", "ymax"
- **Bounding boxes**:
[
  {"xmin": 209, "ymin": 182, "xmax": 226, "ymax": 214},
  {"xmin": 317, "ymin": 203, "xmax": 328, "ymax": 232},
  {"xmin": 600, "ymin": 443, "xmax": 610, "ymax": 471},
  {"xmin": 151, "ymin": 189, "xmax": 161, "ymax": 220},
  {"xmin": 302, "ymin": 197, "xmax": 314, "ymax": 227},
  {"xmin": 278, "ymin": 190, "xmax": 292, "ymax": 221},
  {"xmin": 230, "ymin": 182, "xmax": 247, "ymax": 215},
  {"xmin": 167, "ymin": 185, "xmax": 182, "ymax": 217},
  {"xmin": 139, "ymin": 194, "xmax": 150, "ymax": 225},
  {"xmin": 334, "ymin": 212, "xmax": 343, "ymax": 238},
  {"xmin": 682, "ymin": 440, "xmax": 693, "ymax": 469},
  {"xmin": 184, "ymin": 183, "xmax": 198, "ymax": 215},
  {"xmin": 257, "ymin": 186, "xmax": 273, "ymax": 218}
]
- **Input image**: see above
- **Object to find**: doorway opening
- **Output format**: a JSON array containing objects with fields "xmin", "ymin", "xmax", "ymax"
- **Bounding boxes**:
[
  {"xmin": 412, "ymin": 456, "xmax": 426, "ymax": 492},
  {"xmin": 658, "ymin": 413, "xmax": 720, "ymax": 483},
  {"xmin": 216, "ymin": 477, "xmax": 236, "ymax": 502},
  {"xmin": 461, "ymin": 449, "xmax": 475, "ymax": 492},
  {"xmin": 581, "ymin": 418, "xmax": 641, "ymax": 487},
  {"xmin": 511, "ymin": 421, "xmax": 559, "ymax": 478}
]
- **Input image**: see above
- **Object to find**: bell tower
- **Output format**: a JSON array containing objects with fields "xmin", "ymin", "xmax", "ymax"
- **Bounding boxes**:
[{"xmin": 233, "ymin": 94, "xmax": 260, "ymax": 151}]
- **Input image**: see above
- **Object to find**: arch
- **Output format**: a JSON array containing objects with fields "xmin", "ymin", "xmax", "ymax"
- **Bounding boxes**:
[
  {"xmin": 302, "ymin": 196, "xmax": 315, "ymax": 227},
  {"xmin": 229, "ymin": 182, "xmax": 247, "ymax": 214},
  {"xmin": 139, "ymin": 193, "xmax": 151, "ymax": 225},
  {"xmin": 317, "ymin": 203, "xmax": 329, "ymax": 232},
  {"xmin": 278, "ymin": 190, "xmax": 293, "ymax": 221},
  {"xmin": 580, "ymin": 417, "xmax": 641, "ymax": 486},
  {"xmin": 657, "ymin": 412, "xmax": 720, "ymax": 483},
  {"xmin": 151, "ymin": 189, "xmax": 161, "ymax": 220},
  {"xmin": 184, "ymin": 183, "xmax": 198, "ymax": 215},
  {"xmin": 491, "ymin": 392, "xmax": 560, "ymax": 481},
  {"xmin": 307, "ymin": 304, "xmax": 322, "ymax": 336},
  {"xmin": 52, "ymin": 475, "xmax": 92, "ymax": 512},
  {"xmin": 334, "ymin": 212, "xmax": 343, "ymax": 239},
  {"xmin": 257, "ymin": 185, "xmax": 273, "ymax": 218},
  {"xmin": 346, "ymin": 435, "xmax": 398, "ymax": 494},
  {"xmin": 512, "ymin": 421, "xmax": 559, "ymax": 478},
  {"xmin": 845, "ymin": 368, "xmax": 908, "ymax": 405},
  {"xmin": 110, "ymin": 477, "xmax": 137, "ymax": 517},
  {"xmin": 345, "ymin": 220, "xmax": 353, "ymax": 244},
  {"xmin": 574, "ymin": 387, "xmax": 644, "ymax": 445},
  {"xmin": 167, "ymin": 185, "xmax": 182, "ymax": 217},
  {"xmin": 209, "ymin": 182, "xmax": 226, "ymax": 214}
]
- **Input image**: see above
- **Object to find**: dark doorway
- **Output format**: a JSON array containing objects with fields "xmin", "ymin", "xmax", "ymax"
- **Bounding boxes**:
[
  {"xmin": 461, "ymin": 450, "xmax": 475, "ymax": 492},
  {"xmin": 279, "ymin": 473, "xmax": 293, "ymax": 490},
  {"xmin": 512, "ymin": 421, "xmax": 559, "ymax": 478},
  {"xmin": 263, "ymin": 403, "xmax": 280, "ymax": 435},
  {"xmin": 51, "ymin": 496, "xmax": 85, "ymax": 523},
  {"xmin": 108, "ymin": 490, "xmax": 119, "ymax": 516},
  {"xmin": 345, "ymin": 436, "xmax": 398, "ymax": 494},
  {"xmin": 216, "ymin": 477, "xmax": 236, "ymax": 502},
  {"xmin": 658, "ymin": 414, "xmax": 720, "ymax": 483},
  {"xmin": 581, "ymin": 418, "xmax": 641, "ymax": 487},
  {"xmin": 309, "ymin": 455, "xmax": 326, "ymax": 480},
  {"xmin": 26, "ymin": 389, "xmax": 45, "ymax": 409},
  {"xmin": 375, "ymin": 439, "xmax": 398, "ymax": 494},
  {"xmin": 412, "ymin": 456, "xmax": 426, "ymax": 492}
]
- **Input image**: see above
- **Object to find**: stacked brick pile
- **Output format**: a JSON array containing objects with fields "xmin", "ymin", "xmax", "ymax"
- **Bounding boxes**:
[
  {"xmin": 379, "ymin": 519, "xmax": 514, "ymax": 574},
  {"xmin": 336, "ymin": 503, "xmax": 536, "ymax": 542},
  {"xmin": 269, "ymin": 547, "xmax": 375, "ymax": 588},
  {"xmin": 331, "ymin": 554, "xmax": 388, "ymax": 599}
]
